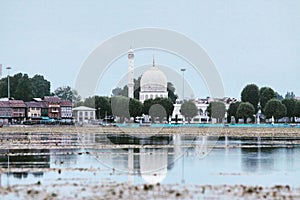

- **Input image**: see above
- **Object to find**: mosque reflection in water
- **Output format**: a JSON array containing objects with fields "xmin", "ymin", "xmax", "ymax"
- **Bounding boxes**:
[{"xmin": 2, "ymin": 133, "xmax": 296, "ymax": 185}]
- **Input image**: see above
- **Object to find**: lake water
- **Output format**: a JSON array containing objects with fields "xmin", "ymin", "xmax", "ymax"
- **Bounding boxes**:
[{"xmin": 0, "ymin": 133, "xmax": 300, "ymax": 188}]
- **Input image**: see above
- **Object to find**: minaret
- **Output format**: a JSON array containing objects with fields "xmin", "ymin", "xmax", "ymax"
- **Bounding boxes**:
[{"xmin": 128, "ymin": 48, "xmax": 134, "ymax": 98}]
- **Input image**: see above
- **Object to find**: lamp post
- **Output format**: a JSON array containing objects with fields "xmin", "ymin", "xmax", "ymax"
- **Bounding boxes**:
[
  {"xmin": 98, "ymin": 108, "xmax": 101, "ymax": 120},
  {"xmin": 180, "ymin": 68, "xmax": 186, "ymax": 184},
  {"xmin": 180, "ymin": 68, "xmax": 186, "ymax": 101},
  {"xmin": 6, "ymin": 66, "xmax": 11, "ymax": 99}
]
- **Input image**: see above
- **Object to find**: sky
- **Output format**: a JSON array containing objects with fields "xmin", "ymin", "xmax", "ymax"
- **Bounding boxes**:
[{"xmin": 0, "ymin": 0, "xmax": 299, "ymax": 99}]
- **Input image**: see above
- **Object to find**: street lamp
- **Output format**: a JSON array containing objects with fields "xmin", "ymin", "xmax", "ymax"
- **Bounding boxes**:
[
  {"xmin": 180, "ymin": 68, "xmax": 186, "ymax": 101},
  {"xmin": 98, "ymin": 108, "xmax": 101, "ymax": 120},
  {"xmin": 6, "ymin": 66, "xmax": 12, "ymax": 99}
]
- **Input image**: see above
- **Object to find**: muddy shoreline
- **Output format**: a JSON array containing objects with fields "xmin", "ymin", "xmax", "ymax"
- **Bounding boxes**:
[{"xmin": 1, "ymin": 126, "xmax": 300, "ymax": 137}]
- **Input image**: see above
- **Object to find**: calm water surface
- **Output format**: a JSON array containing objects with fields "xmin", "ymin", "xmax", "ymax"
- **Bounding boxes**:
[{"xmin": 0, "ymin": 133, "xmax": 299, "ymax": 187}]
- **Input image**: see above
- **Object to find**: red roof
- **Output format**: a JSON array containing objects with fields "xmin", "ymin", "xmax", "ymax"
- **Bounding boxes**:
[
  {"xmin": 9, "ymin": 100, "xmax": 26, "ymax": 108},
  {"xmin": 60, "ymin": 100, "xmax": 72, "ymax": 107},
  {"xmin": 25, "ymin": 101, "xmax": 43, "ymax": 108},
  {"xmin": 0, "ymin": 101, "xmax": 10, "ymax": 107},
  {"xmin": 44, "ymin": 96, "xmax": 61, "ymax": 103}
]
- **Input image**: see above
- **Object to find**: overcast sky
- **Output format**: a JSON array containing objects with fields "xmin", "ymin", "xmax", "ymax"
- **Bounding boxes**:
[{"xmin": 0, "ymin": 0, "xmax": 299, "ymax": 99}]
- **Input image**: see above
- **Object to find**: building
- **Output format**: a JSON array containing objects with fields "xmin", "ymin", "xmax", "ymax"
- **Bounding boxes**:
[
  {"xmin": 0, "ymin": 101, "xmax": 13, "ymax": 124},
  {"xmin": 25, "ymin": 101, "xmax": 42, "ymax": 120},
  {"xmin": 127, "ymin": 48, "xmax": 168, "ymax": 103},
  {"xmin": 72, "ymin": 106, "xmax": 96, "ymax": 123},
  {"xmin": 60, "ymin": 100, "xmax": 73, "ymax": 119},
  {"xmin": 171, "ymin": 97, "xmax": 236, "ymax": 123},
  {"xmin": 44, "ymin": 96, "xmax": 61, "ymax": 119},
  {"xmin": 139, "ymin": 59, "xmax": 168, "ymax": 103},
  {"xmin": 9, "ymin": 100, "xmax": 26, "ymax": 122}
]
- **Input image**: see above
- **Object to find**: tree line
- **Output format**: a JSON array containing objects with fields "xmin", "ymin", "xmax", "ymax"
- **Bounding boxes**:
[
  {"xmin": 228, "ymin": 84, "xmax": 300, "ymax": 123},
  {"xmin": 75, "ymin": 95, "xmax": 174, "ymax": 122},
  {"xmin": 179, "ymin": 84, "xmax": 300, "ymax": 124},
  {"xmin": 0, "ymin": 73, "xmax": 81, "ymax": 103}
]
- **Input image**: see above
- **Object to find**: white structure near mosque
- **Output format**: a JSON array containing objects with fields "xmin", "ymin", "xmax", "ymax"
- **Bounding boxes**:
[{"xmin": 72, "ymin": 106, "xmax": 96, "ymax": 123}]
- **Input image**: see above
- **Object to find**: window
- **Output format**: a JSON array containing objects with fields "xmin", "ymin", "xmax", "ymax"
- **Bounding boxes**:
[{"xmin": 90, "ymin": 112, "xmax": 93, "ymax": 116}]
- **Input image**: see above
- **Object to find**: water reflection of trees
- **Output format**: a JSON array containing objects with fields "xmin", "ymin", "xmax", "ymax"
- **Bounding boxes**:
[
  {"xmin": 241, "ymin": 147, "xmax": 275, "ymax": 172},
  {"xmin": 0, "ymin": 149, "xmax": 50, "ymax": 180}
]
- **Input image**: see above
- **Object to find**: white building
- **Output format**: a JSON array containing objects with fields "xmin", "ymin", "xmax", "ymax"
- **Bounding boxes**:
[
  {"xmin": 72, "ymin": 106, "xmax": 96, "ymax": 123},
  {"xmin": 127, "ymin": 48, "xmax": 168, "ymax": 103},
  {"xmin": 139, "ymin": 59, "xmax": 168, "ymax": 103}
]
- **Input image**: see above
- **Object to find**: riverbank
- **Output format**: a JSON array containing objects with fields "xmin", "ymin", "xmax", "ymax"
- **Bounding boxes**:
[{"xmin": 1, "ymin": 126, "xmax": 300, "ymax": 137}]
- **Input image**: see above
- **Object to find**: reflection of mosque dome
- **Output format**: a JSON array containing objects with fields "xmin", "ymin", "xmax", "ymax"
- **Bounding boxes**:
[
  {"xmin": 139, "ymin": 148, "xmax": 168, "ymax": 184},
  {"xmin": 140, "ymin": 64, "xmax": 167, "ymax": 92}
]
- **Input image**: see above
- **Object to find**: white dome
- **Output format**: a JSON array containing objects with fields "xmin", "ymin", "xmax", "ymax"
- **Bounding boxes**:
[{"xmin": 140, "ymin": 65, "xmax": 167, "ymax": 92}]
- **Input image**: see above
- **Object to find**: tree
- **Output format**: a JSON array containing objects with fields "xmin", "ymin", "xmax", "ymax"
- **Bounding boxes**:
[
  {"xmin": 0, "ymin": 73, "xmax": 52, "ymax": 101},
  {"xmin": 94, "ymin": 96, "xmax": 111, "ymax": 119},
  {"xmin": 285, "ymin": 91, "xmax": 295, "ymax": 99},
  {"xmin": 294, "ymin": 100, "xmax": 300, "ymax": 118},
  {"xmin": 143, "ymin": 98, "xmax": 174, "ymax": 123},
  {"xmin": 275, "ymin": 92, "xmax": 284, "ymax": 100},
  {"xmin": 227, "ymin": 101, "xmax": 241, "ymax": 123},
  {"xmin": 129, "ymin": 98, "xmax": 143, "ymax": 118},
  {"xmin": 54, "ymin": 86, "xmax": 81, "ymax": 103},
  {"xmin": 282, "ymin": 98, "xmax": 296, "ymax": 122},
  {"xmin": 15, "ymin": 74, "xmax": 33, "ymax": 101},
  {"xmin": 31, "ymin": 75, "xmax": 51, "ymax": 98},
  {"xmin": 264, "ymin": 99, "xmax": 287, "ymax": 122},
  {"xmin": 236, "ymin": 102, "xmax": 255, "ymax": 123},
  {"xmin": 180, "ymin": 100, "xmax": 198, "ymax": 123},
  {"xmin": 167, "ymin": 82, "xmax": 178, "ymax": 103},
  {"xmin": 111, "ymin": 96, "xmax": 130, "ymax": 122},
  {"xmin": 112, "ymin": 85, "xmax": 128, "ymax": 97},
  {"xmin": 241, "ymin": 84, "xmax": 259, "ymax": 112},
  {"xmin": 259, "ymin": 87, "xmax": 276, "ymax": 111},
  {"xmin": 207, "ymin": 101, "xmax": 226, "ymax": 123}
]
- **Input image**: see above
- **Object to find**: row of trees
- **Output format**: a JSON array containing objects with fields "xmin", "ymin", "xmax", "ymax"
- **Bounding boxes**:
[
  {"xmin": 76, "ymin": 95, "xmax": 174, "ymax": 122},
  {"xmin": 179, "ymin": 84, "xmax": 300, "ymax": 124},
  {"xmin": 0, "ymin": 73, "xmax": 51, "ymax": 101},
  {"xmin": 0, "ymin": 73, "xmax": 81, "ymax": 103},
  {"xmin": 228, "ymin": 84, "xmax": 300, "ymax": 123}
]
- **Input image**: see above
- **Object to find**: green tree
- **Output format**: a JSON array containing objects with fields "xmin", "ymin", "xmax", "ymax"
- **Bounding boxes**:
[
  {"xmin": 180, "ymin": 100, "xmax": 198, "ymax": 123},
  {"xmin": 111, "ymin": 96, "xmax": 130, "ymax": 122},
  {"xmin": 94, "ymin": 96, "xmax": 111, "ymax": 119},
  {"xmin": 143, "ymin": 98, "xmax": 174, "ymax": 123},
  {"xmin": 259, "ymin": 87, "xmax": 276, "ymax": 111},
  {"xmin": 241, "ymin": 84, "xmax": 259, "ymax": 112},
  {"xmin": 31, "ymin": 75, "xmax": 51, "ymax": 98},
  {"xmin": 282, "ymin": 98, "xmax": 296, "ymax": 122},
  {"xmin": 129, "ymin": 98, "xmax": 143, "ymax": 118},
  {"xmin": 54, "ymin": 86, "xmax": 81, "ymax": 103},
  {"xmin": 275, "ymin": 92, "xmax": 284, "ymax": 100},
  {"xmin": 294, "ymin": 100, "xmax": 300, "ymax": 118},
  {"xmin": 15, "ymin": 74, "xmax": 33, "ymax": 101},
  {"xmin": 207, "ymin": 101, "xmax": 226, "ymax": 123},
  {"xmin": 285, "ymin": 91, "xmax": 295, "ymax": 99},
  {"xmin": 227, "ymin": 101, "xmax": 241, "ymax": 123},
  {"xmin": 167, "ymin": 82, "xmax": 178, "ymax": 103},
  {"xmin": 264, "ymin": 99, "xmax": 287, "ymax": 122},
  {"xmin": 236, "ymin": 102, "xmax": 255, "ymax": 123}
]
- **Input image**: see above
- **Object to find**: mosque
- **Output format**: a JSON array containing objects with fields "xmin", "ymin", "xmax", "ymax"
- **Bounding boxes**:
[
  {"xmin": 127, "ymin": 48, "xmax": 168, "ymax": 103},
  {"xmin": 126, "ymin": 48, "xmax": 233, "ymax": 123}
]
